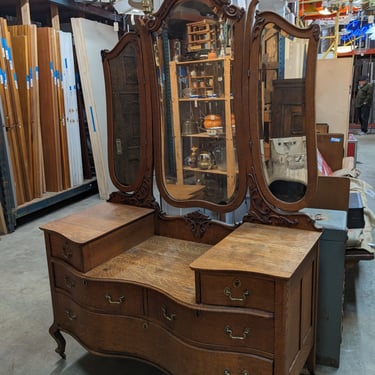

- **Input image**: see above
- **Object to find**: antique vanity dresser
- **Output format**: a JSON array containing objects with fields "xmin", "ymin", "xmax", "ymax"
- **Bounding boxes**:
[{"xmin": 40, "ymin": 1, "xmax": 322, "ymax": 374}]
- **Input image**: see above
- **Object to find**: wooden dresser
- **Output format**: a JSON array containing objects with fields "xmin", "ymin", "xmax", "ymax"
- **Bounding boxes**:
[
  {"xmin": 41, "ymin": 1, "xmax": 323, "ymax": 372},
  {"xmin": 41, "ymin": 201, "xmax": 320, "ymax": 375}
]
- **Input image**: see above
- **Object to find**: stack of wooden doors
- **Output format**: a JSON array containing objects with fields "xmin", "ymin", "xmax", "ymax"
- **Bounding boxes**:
[{"xmin": 0, "ymin": 18, "xmax": 84, "ymax": 207}]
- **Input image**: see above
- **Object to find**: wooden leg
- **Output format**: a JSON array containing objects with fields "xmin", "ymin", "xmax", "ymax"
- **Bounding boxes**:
[
  {"xmin": 49, "ymin": 324, "xmax": 66, "ymax": 359},
  {"xmin": 301, "ymin": 349, "xmax": 316, "ymax": 375}
]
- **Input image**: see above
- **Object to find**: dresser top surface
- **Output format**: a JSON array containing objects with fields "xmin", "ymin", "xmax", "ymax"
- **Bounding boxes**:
[
  {"xmin": 190, "ymin": 222, "xmax": 321, "ymax": 279},
  {"xmin": 39, "ymin": 202, "xmax": 155, "ymax": 243},
  {"xmin": 87, "ymin": 235, "xmax": 211, "ymax": 304}
]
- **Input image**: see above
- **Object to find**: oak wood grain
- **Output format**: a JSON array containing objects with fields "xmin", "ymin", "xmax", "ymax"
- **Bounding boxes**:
[
  {"xmin": 190, "ymin": 222, "xmax": 321, "ymax": 279},
  {"xmin": 87, "ymin": 235, "xmax": 210, "ymax": 304}
]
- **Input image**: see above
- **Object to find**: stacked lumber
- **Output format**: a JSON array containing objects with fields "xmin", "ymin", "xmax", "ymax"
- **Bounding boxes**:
[
  {"xmin": 9, "ymin": 24, "xmax": 44, "ymax": 199},
  {"xmin": 0, "ymin": 107, "xmax": 15, "ymax": 233},
  {"xmin": 0, "ymin": 17, "xmax": 88, "ymax": 209},
  {"xmin": 37, "ymin": 27, "xmax": 65, "ymax": 192},
  {"xmin": 0, "ymin": 18, "xmax": 32, "ymax": 205}
]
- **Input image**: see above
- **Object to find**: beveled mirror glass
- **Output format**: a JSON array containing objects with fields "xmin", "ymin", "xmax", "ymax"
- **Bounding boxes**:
[
  {"xmin": 248, "ymin": 11, "xmax": 319, "ymax": 211},
  {"xmin": 149, "ymin": 0, "xmax": 246, "ymax": 211}
]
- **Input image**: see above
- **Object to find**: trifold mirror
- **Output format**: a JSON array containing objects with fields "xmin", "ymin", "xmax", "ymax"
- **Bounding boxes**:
[
  {"xmin": 149, "ymin": 0, "xmax": 246, "ymax": 211},
  {"xmin": 103, "ymin": 0, "xmax": 320, "ymax": 216}
]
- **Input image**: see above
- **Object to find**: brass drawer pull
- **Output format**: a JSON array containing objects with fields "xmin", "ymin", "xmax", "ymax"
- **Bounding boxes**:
[
  {"xmin": 65, "ymin": 310, "xmax": 77, "ymax": 321},
  {"xmin": 64, "ymin": 276, "xmax": 75, "ymax": 289},
  {"xmin": 225, "ymin": 325, "xmax": 250, "ymax": 340},
  {"xmin": 105, "ymin": 294, "xmax": 125, "ymax": 304},
  {"xmin": 161, "ymin": 305, "xmax": 176, "ymax": 321},
  {"xmin": 224, "ymin": 287, "xmax": 250, "ymax": 302}
]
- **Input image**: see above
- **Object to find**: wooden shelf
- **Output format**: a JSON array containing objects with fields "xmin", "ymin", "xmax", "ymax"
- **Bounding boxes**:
[
  {"xmin": 15, "ymin": 178, "xmax": 98, "ymax": 220},
  {"xmin": 169, "ymin": 56, "xmax": 237, "ymax": 200},
  {"xmin": 338, "ymin": 48, "xmax": 375, "ymax": 57}
]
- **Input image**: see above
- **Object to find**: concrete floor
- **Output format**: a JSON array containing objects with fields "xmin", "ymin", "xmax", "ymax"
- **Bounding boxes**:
[{"xmin": 1, "ymin": 134, "xmax": 375, "ymax": 375}]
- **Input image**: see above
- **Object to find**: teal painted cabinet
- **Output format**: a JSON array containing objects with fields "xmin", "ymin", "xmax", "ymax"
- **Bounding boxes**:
[{"xmin": 302, "ymin": 208, "xmax": 347, "ymax": 368}]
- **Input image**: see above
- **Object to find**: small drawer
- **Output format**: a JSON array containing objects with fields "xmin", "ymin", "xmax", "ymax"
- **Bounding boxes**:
[
  {"xmin": 193, "ymin": 308, "xmax": 274, "ymax": 354},
  {"xmin": 198, "ymin": 272, "xmax": 275, "ymax": 312},
  {"xmin": 50, "ymin": 234, "xmax": 83, "ymax": 270},
  {"xmin": 147, "ymin": 290, "xmax": 274, "ymax": 354},
  {"xmin": 53, "ymin": 261, "xmax": 144, "ymax": 315},
  {"xmin": 46, "ymin": 211, "xmax": 155, "ymax": 272}
]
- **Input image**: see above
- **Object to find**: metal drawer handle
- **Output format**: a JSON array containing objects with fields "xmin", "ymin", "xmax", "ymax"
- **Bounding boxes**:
[
  {"xmin": 224, "ymin": 370, "xmax": 249, "ymax": 375},
  {"xmin": 65, "ymin": 310, "xmax": 77, "ymax": 321},
  {"xmin": 162, "ymin": 305, "xmax": 176, "ymax": 321},
  {"xmin": 225, "ymin": 325, "xmax": 250, "ymax": 340},
  {"xmin": 105, "ymin": 294, "xmax": 125, "ymax": 304},
  {"xmin": 224, "ymin": 287, "xmax": 250, "ymax": 302},
  {"xmin": 64, "ymin": 276, "xmax": 75, "ymax": 289}
]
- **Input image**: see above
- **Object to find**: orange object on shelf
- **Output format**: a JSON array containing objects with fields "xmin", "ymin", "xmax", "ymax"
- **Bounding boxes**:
[{"xmin": 203, "ymin": 114, "xmax": 222, "ymax": 128}]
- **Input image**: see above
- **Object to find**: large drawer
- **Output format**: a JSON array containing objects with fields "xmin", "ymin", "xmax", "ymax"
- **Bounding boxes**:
[
  {"xmin": 197, "ymin": 272, "xmax": 275, "ymax": 312},
  {"xmin": 54, "ymin": 292, "xmax": 273, "ymax": 375},
  {"xmin": 52, "ymin": 261, "xmax": 144, "ymax": 315},
  {"xmin": 147, "ymin": 290, "xmax": 274, "ymax": 354}
]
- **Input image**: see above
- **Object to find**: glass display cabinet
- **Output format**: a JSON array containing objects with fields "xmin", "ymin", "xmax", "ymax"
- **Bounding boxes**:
[
  {"xmin": 169, "ymin": 54, "xmax": 236, "ymax": 202},
  {"xmin": 41, "ymin": 1, "xmax": 323, "ymax": 374}
]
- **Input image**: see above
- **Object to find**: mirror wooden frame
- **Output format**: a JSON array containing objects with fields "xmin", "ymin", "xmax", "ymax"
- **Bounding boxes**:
[
  {"xmin": 102, "ymin": 31, "xmax": 156, "ymax": 207},
  {"xmin": 144, "ymin": 0, "xmax": 247, "ymax": 213},
  {"xmin": 246, "ymin": 9, "xmax": 320, "ymax": 213}
]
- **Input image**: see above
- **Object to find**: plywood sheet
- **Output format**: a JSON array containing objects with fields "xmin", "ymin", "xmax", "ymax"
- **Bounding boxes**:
[
  {"xmin": 316, "ymin": 57, "xmax": 353, "ymax": 148},
  {"xmin": 59, "ymin": 31, "xmax": 83, "ymax": 187},
  {"xmin": 54, "ymin": 31, "xmax": 70, "ymax": 190},
  {"xmin": 71, "ymin": 18, "xmax": 118, "ymax": 199},
  {"xmin": 0, "ymin": 18, "xmax": 32, "ymax": 204},
  {"xmin": 37, "ymin": 27, "xmax": 63, "ymax": 192},
  {"xmin": 10, "ymin": 24, "xmax": 46, "ymax": 199}
]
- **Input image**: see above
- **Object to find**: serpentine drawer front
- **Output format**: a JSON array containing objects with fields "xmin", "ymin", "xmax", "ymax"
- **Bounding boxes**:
[
  {"xmin": 55, "ymin": 292, "xmax": 274, "ymax": 375},
  {"xmin": 52, "ymin": 261, "xmax": 144, "ymax": 315},
  {"xmin": 42, "ymin": 203, "xmax": 320, "ymax": 375},
  {"xmin": 190, "ymin": 222, "xmax": 321, "ymax": 375},
  {"xmin": 147, "ymin": 289, "xmax": 274, "ymax": 354}
]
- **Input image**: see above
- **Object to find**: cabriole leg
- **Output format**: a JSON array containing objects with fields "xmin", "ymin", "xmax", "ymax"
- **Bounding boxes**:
[{"xmin": 49, "ymin": 324, "xmax": 66, "ymax": 359}]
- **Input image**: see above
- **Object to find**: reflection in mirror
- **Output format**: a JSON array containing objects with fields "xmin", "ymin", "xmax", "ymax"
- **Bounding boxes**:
[
  {"xmin": 259, "ymin": 23, "xmax": 309, "ymax": 203},
  {"xmin": 108, "ymin": 42, "xmax": 141, "ymax": 186},
  {"xmin": 152, "ymin": 0, "xmax": 241, "ymax": 206}
]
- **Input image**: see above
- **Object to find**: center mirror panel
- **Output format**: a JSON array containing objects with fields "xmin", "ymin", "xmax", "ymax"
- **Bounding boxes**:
[{"xmin": 150, "ymin": 0, "xmax": 245, "ymax": 211}]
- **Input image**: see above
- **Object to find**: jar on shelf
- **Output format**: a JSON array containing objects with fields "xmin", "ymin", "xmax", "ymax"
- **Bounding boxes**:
[{"xmin": 214, "ymin": 143, "xmax": 226, "ymax": 171}]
